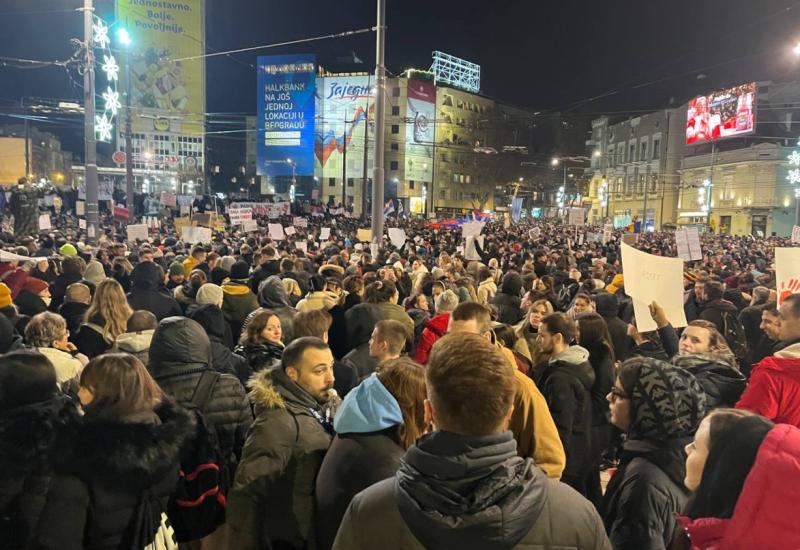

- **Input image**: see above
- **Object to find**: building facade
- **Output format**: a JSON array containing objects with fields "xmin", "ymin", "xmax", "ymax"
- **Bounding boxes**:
[{"xmin": 0, "ymin": 126, "xmax": 74, "ymax": 187}]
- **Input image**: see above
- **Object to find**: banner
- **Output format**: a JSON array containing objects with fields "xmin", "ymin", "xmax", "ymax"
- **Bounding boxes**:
[
  {"xmin": 511, "ymin": 198, "xmax": 523, "ymax": 223},
  {"xmin": 228, "ymin": 205, "xmax": 252, "ymax": 224},
  {"xmin": 405, "ymin": 79, "xmax": 435, "ymax": 183},
  {"xmin": 568, "ymin": 207, "xmax": 584, "ymax": 226},
  {"xmin": 776, "ymin": 248, "xmax": 800, "ymax": 305},
  {"xmin": 257, "ymin": 55, "xmax": 316, "ymax": 177}
]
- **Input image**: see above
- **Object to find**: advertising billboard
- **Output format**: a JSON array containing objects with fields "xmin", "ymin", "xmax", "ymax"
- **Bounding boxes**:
[
  {"xmin": 256, "ymin": 54, "xmax": 316, "ymax": 177},
  {"xmin": 405, "ymin": 79, "xmax": 435, "ymax": 182},
  {"xmin": 116, "ymin": 0, "xmax": 205, "ymax": 136},
  {"xmin": 686, "ymin": 82, "xmax": 756, "ymax": 145},
  {"xmin": 314, "ymin": 76, "xmax": 373, "ymax": 181}
]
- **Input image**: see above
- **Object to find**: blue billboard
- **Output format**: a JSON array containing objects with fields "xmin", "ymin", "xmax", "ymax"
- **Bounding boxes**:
[{"xmin": 257, "ymin": 55, "xmax": 316, "ymax": 177}]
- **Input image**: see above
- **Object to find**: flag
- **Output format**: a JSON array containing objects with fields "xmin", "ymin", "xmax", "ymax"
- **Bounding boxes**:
[
  {"xmin": 384, "ymin": 199, "xmax": 395, "ymax": 216},
  {"xmin": 397, "ymin": 200, "xmax": 404, "ymax": 217}
]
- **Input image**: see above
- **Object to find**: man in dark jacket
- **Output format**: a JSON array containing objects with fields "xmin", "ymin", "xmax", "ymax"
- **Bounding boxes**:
[
  {"xmin": 699, "ymin": 281, "xmax": 741, "ymax": 336},
  {"xmin": 333, "ymin": 332, "xmax": 610, "ymax": 550},
  {"xmin": 127, "ymin": 261, "xmax": 182, "ymax": 321},
  {"xmin": 222, "ymin": 260, "xmax": 259, "ymax": 342},
  {"xmin": 49, "ymin": 256, "xmax": 84, "ymax": 312},
  {"xmin": 341, "ymin": 303, "xmax": 381, "ymax": 381},
  {"xmin": 248, "ymin": 246, "xmax": 280, "ymax": 294},
  {"xmin": 58, "ymin": 283, "xmax": 91, "ymax": 337},
  {"xmin": 188, "ymin": 304, "xmax": 250, "ymax": 386},
  {"xmin": 148, "ymin": 317, "xmax": 252, "ymax": 476},
  {"xmin": 535, "ymin": 312, "xmax": 595, "ymax": 496},
  {"xmin": 595, "ymin": 292, "xmax": 632, "ymax": 361},
  {"xmin": 227, "ymin": 337, "xmax": 338, "ymax": 550}
]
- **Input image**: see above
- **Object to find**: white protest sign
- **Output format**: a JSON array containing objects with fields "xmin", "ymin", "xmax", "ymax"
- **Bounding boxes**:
[
  {"xmin": 180, "ymin": 205, "xmax": 191, "ymax": 216},
  {"xmin": 568, "ymin": 207, "xmax": 584, "ymax": 226},
  {"xmin": 241, "ymin": 219, "xmax": 259, "ymax": 233},
  {"xmin": 76, "ymin": 201, "xmax": 85, "ymax": 215},
  {"xmin": 181, "ymin": 226, "xmax": 212, "ymax": 244},
  {"xmin": 0, "ymin": 250, "xmax": 35, "ymax": 262},
  {"xmin": 268, "ymin": 223, "xmax": 285, "ymax": 241},
  {"xmin": 462, "ymin": 222, "xmax": 485, "ymax": 239},
  {"xmin": 320, "ymin": 227, "xmax": 331, "ymax": 240},
  {"xmin": 295, "ymin": 241, "xmax": 308, "ymax": 254},
  {"xmin": 686, "ymin": 227, "xmax": 703, "ymax": 260},
  {"xmin": 127, "ymin": 224, "xmax": 148, "ymax": 243},
  {"xmin": 621, "ymin": 242, "xmax": 688, "ymax": 332},
  {"xmin": 602, "ymin": 222, "xmax": 613, "ymax": 245},
  {"xmin": 284, "ymin": 226, "xmax": 296, "ymax": 236},
  {"xmin": 78, "ymin": 219, "xmax": 86, "ymax": 229},
  {"xmin": 776, "ymin": 248, "xmax": 800, "ymax": 305},
  {"xmin": 791, "ymin": 226, "xmax": 800, "ymax": 244},
  {"xmin": 675, "ymin": 229, "xmax": 691, "ymax": 261},
  {"xmin": 38, "ymin": 214, "xmax": 51, "ymax": 230},
  {"xmin": 228, "ymin": 206, "xmax": 252, "ymax": 224},
  {"xmin": 293, "ymin": 216, "xmax": 308, "ymax": 228},
  {"xmin": 464, "ymin": 236, "xmax": 485, "ymax": 261},
  {"xmin": 388, "ymin": 228, "xmax": 407, "ymax": 249}
]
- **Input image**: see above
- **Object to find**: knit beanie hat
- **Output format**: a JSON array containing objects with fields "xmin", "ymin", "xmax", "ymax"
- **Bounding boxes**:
[
  {"xmin": 0, "ymin": 283, "xmax": 11, "ymax": 309},
  {"xmin": 230, "ymin": 260, "xmax": 250, "ymax": 281},
  {"xmin": 169, "ymin": 262, "xmax": 185, "ymax": 277},
  {"xmin": 435, "ymin": 289, "xmax": 460, "ymax": 313},
  {"xmin": 23, "ymin": 277, "xmax": 49, "ymax": 295},
  {"xmin": 196, "ymin": 283, "xmax": 224, "ymax": 306},
  {"xmin": 625, "ymin": 357, "xmax": 706, "ymax": 441},
  {"xmin": 59, "ymin": 243, "xmax": 77, "ymax": 257}
]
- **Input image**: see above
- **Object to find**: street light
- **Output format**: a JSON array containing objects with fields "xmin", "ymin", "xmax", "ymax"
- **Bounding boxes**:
[
  {"xmin": 117, "ymin": 27, "xmax": 131, "ymax": 46},
  {"xmin": 551, "ymin": 157, "xmax": 560, "ymax": 167},
  {"xmin": 117, "ymin": 26, "xmax": 134, "ymax": 221},
  {"xmin": 794, "ymin": 42, "xmax": 800, "ymax": 56},
  {"xmin": 286, "ymin": 158, "xmax": 296, "ymax": 202}
]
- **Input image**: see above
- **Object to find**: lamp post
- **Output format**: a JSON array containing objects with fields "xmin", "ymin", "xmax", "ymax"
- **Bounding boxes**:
[
  {"xmin": 370, "ymin": 0, "xmax": 387, "ymax": 246},
  {"xmin": 286, "ymin": 158, "xmax": 296, "ymax": 203},
  {"xmin": 117, "ymin": 27, "xmax": 134, "ymax": 221},
  {"xmin": 82, "ymin": 0, "xmax": 99, "ymax": 244}
]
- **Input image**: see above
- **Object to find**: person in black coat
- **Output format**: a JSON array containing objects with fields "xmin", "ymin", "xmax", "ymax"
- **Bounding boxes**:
[
  {"xmin": 0, "ymin": 351, "xmax": 80, "ymax": 550},
  {"xmin": 126, "ymin": 261, "xmax": 183, "ymax": 321},
  {"xmin": 314, "ymin": 358, "xmax": 426, "ymax": 550},
  {"xmin": 595, "ymin": 292, "xmax": 632, "ymax": 362},
  {"xmin": 188, "ymin": 304, "xmax": 250, "ymax": 386},
  {"xmin": 14, "ymin": 277, "xmax": 51, "ymax": 318},
  {"xmin": 49, "ymin": 256, "xmax": 84, "ymax": 312},
  {"xmin": 341, "ymin": 302, "xmax": 382, "ymax": 380},
  {"xmin": 33, "ymin": 354, "xmax": 194, "ymax": 550},
  {"xmin": 148, "ymin": 317, "xmax": 253, "ymax": 476},
  {"xmin": 58, "ymin": 283, "xmax": 91, "ymax": 337},
  {"xmin": 489, "ymin": 271, "xmax": 524, "ymax": 325}
]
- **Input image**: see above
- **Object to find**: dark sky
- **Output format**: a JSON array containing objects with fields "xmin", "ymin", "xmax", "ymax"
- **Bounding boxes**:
[{"xmin": 2, "ymin": 0, "xmax": 800, "ymax": 149}]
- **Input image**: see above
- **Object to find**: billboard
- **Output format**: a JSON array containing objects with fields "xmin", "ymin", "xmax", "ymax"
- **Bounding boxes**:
[
  {"xmin": 256, "ymin": 55, "xmax": 316, "ymax": 177},
  {"xmin": 315, "ymin": 76, "xmax": 373, "ymax": 180},
  {"xmin": 116, "ymin": 0, "xmax": 205, "ymax": 136},
  {"xmin": 686, "ymin": 82, "xmax": 756, "ymax": 145},
  {"xmin": 405, "ymin": 79, "xmax": 435, "ymax": 182}
]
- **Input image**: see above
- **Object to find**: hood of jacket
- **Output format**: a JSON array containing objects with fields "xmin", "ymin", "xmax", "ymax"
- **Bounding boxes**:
[
  {"xmin": 334, "ymin": 373, "xmax": 403, "ymax": 434},
  {"xmin": 221, "ymin": 281, "xmax": 253, "ymax": 296},
  {"xmin": 671, "ymin": 352, "xmax": 746, "ymax": 404},
  {"xmin": 346, "ymin": 303, "xmax": 382, "ymax": 346},
  {"xmin": 594, "ymin": 292, "xmax": 619, "ymax": 318},
  {"xmin": 83, "ymin": 260, "xmax": 106, "ymax": 286},
  {"xmin": 547, "ymin": 345, "xmax": 595, "ymax": 389},
  {"xmin": 55, "ymin": 400, "xmax": 194, "ymax": 490},
  {"xmin": 258, "ymin": 275, "xmax": 292, "ymax": 309},
  {"xmin": 248, "ymin": 365, "xmax": 324, "ymax": 415},
  {"xmin": 187, "ymin": 303, "xmax": 227, "ymax": 341},
  {"xmin": 148, "ymin": 316, "xmax": 211, "ymax": 375},
  {"xmin": 130, "ymin": 261, "xmax": 162, "ymax": 292},
  {"xmin": 116, "ymin": 329, "xmax": 155, "ymax": 354},
  {"xmin": 705, "ymin": 299, "xmax": 739, "ymax": 315},
  {"xmin": 59, "ymin": 300, "xmax": 89, "ymax": 319},
  {"xmin": 0, "ymin": 313, "xmax": 23, "ymax": 353},
  {"xmin": 396, "ymin": 430, "xmax": 546, "ymax": 550},
  {"xmin": 775, "ymin": 341, "xmax": 800, "ymax": 359}
]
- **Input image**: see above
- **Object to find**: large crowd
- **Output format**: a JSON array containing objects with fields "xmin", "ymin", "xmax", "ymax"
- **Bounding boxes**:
[{"xmin": 1, "ymin": 193, "xmax": 800, "ymax": 550}]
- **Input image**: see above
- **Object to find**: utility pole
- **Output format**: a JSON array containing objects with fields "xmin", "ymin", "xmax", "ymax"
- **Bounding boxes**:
[
  {"xmin": 342, "ymin": 108, "xmax": 348, "ymax": 208},
  {"xmin": 361, "ymin": 75, "xmax": 371, "ymax": 218},
  {"xmin": 370, "ymin": 0, "xmax": 386, "ymax": 245},
  {"xmin": 123, "ymin": 43, "xmax": 134, "ymax": 221},
  {"xmin": 83, "ymin": 0, "xmax": 99, "ymax": 245},
  {"xmin": 21, "ymin": 98, "xmax": 30, "ymax": 179}
]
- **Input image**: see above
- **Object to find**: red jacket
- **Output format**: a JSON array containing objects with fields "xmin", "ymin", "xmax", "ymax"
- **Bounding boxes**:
[
  {"xmin": 414, "ymin": 313, "xmax": 450, "ymax": 365},
  {"xmin": 736, "ymin": 343, "xmax": 800, "ymax": 427},
  {"xmin": 0, "ymin": 263, "xmax": 28, "ymax": 299}
]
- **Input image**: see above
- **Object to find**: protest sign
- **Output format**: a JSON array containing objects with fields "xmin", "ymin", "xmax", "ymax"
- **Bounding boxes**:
[
  {"xmin": 388, "ymin": 228, "xmax": 407, "ymax": 249},
  {"xmin": 192, "ymin": 213, "xmax": 212, "ymax": 227},
  {"xmin": 160, "ymin": 192, "xmax": 176, "ymax": 207},
  {"xmin": 791, "ymin": 226, "xmax": 800, "ymax": 244},
  {"xmin": 127, "ymin": 224, "xmax": 148, "ymax": 243},
  {"xmin": 181, "ymin": 226, "xmax": 212, "ymax": 244},
  {"xmin": 621, "ymin": 243, "xmax": 688, "ymax": 332},
  {"xmin": 464, "ymin": 236, "xmax": 485, "ymax": 261},
  {"xmin": 293, "ymin": 217, "xmax": 308, "ymax": 228},
  {"xmin": 776, "ymin": 247, "xmax": 800, "ymax": 305},
  {"xmin": 38, "ymin": 214, "xmax": 51, "ymax": 231},
  {"xmin": 284, "ymin": 226, "xmax": 296, "ymax": 236},
  {"xmin": 268, "ymin": 223, "xmax": 285, "ymax": 241},
  {"xmin": 621, "ymin": 233, "xmax": 639, "ymax": 246},
  {"xmin": 357, "ymin": 229, "xmax": 372, "ymax": 242},
  {"xmin": 568, "ymin": 207, "xmax": 584, "ymax": 226},
  {"xmin": 320, "ymin": 227, "xmax": 331, "ymax": 240},
  {"xmin": 462, "ymin": 222, "xmax": 485, "ymax": 239},
  {"xmin": 78, "ymin": 219, "xmax": 86, "ymax": 229},
  {"xmin": 76, "ymin": 201, "xmax": 85, "ymax": 215},
  {"xmin": 295, "ymin": 241, "xmax": 308, "ymax": 254},
  {"xmin": 228, "ymin": 205, "xmax": 252, "ymax": 224},
  {"xmin": 174, "ymin": 217, "xmax": 192, "ymax": 233},
  {"xmin": 241, "ymin": 219, "xmax": 259, "ymax": 233}
]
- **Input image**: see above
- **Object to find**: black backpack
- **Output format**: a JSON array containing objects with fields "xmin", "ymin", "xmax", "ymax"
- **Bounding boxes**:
[
  {"xmin": 721, "ymin": 310, "xmax": 748, "ymax": 366},
  {"xmin": 167, "ymin": 370, "xmax": 229, "ymax": 543}
]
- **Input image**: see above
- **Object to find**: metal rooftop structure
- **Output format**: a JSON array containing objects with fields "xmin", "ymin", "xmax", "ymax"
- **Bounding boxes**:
[{"xmin": 430, "ymin": 51, "xmax": 480, "ymax": 94}]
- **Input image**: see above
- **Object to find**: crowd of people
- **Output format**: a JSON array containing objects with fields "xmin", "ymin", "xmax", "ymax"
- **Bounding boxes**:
[{"xmin": 1, "ymin": 202, "xmax": 800, "ymax": 550}]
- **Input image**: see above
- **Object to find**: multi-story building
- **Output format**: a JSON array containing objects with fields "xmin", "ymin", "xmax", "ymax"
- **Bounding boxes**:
[{"xmin": 0, "ymin": 125, "xmax": 74, "ymax": 187}]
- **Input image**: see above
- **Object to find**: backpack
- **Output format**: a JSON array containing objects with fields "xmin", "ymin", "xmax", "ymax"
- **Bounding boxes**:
[
  {"xmin": 167, "ymin": 370, "xmax": 229, "ymax": 543},
  {"xmin": 721, "ymin": 310, "xmax": 748, "ymax": 366}
]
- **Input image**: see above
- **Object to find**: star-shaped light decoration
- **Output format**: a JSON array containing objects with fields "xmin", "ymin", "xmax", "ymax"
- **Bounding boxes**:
[
  {"xmin": 92, "ymin": 20, "xmax": 110, "ymax": 49},
  {"xmin": 102, "ymin": 87, "xmax": 121, "ymax": 116},
  {"xmin": 101, "ymin": 54, "xmax": 119, "ymax": 81},
  {"xmin": 789, "ymin": 150, "xmax": 800, "ymax": 167},
  {"xmin": 789, "ymin": 168, "xmax": 800, "ymax": 186},
  {"xmin": 95, "ymin": 113, "xmax": 113, "ymax": 142}
]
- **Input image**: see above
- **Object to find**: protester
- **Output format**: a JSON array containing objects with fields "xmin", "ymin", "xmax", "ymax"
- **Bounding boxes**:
[
  {"xmin": 112, "ymin": 310, "xmax": 158, "ymax": 366},
  {"xmin": 293, "ymin": 308, "xmax": 358, "ymax": 397},
  {"xmin": 15, "ymin": 276, "xmax": 51, "ymax": 317},
  {"xmin": 368, "ymin": 319, "xmax": 407, "ymax": 367},
  {"xmin": 126, "ymin": 261, "xmax": 182, "ymax": 321},
  {"xmin": 515, "ymin": 297, "xmax": 554, "ymax": 372},
  {"xmin": 414, "ymin": 288, "xmax": 458, "ymax": 364},
  {"xmin": 258, "ymin": 274, "xmax": 297, "ymax": 344},
  {"xmin": 234, "ymin": 308, "xmax": 285, "ymax": 375},
  {"xmin": 489, "ymin": 271, "xmax": 524, "ymax": 324},
  {"xmin": 189, "ymin": 303, "xmax": 251, "ymax": 385},
  {"xmin": 71, "ymin": 278, "xmax": 132, "ymax": 359},
  {"xmin": 24, "ymin": 311, "xmax": 86, "ymax": 390},
  {"xmin": 58, "ymin": 282, "xmax": 91, "ymax": 337},
  {"xmin": 222, "ymin": 260, "xmax": 260, "ymax": 341}
]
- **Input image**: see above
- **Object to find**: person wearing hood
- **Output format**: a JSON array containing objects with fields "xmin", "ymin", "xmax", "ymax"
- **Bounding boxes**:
[
  {"xmin": 33, "ymin": 354, "xmax": 194, "ymax": 550},
  {"xmin": 82, "ymin": 259, "xmax": 106, "ymax": 288},
  {"xmin": 49, "ymin": 256, "xmax": 84, "ymax": 312},
  {"xmin": 489, "ymin": 271, "xmax": 524, "ymax": 324},
  {"xmin": 672, "ymin": 320, "xmax": 746, "ymax": 409},
  {"xmin": 227, "ymin": 337, "xmax": 339, "ymax": 550},
  {"xmin": 174, "ymin": 268, "xmax": 207, "ymax": 314},
  {"xmin": 15, "ymin": 277, "xmax": 51, "ymax": 318},
  {"xmin": 296, "ymin": 274, "xmax": 339, "ymax": 313},
  {"xmin": 672, "ymin": 409, "xmax": 800, "ymax": 549},
  {"xmin": 189, "ymin": 303, "xmax": 250, "ymax": 385},
  {"xmin": 0, "ymin": 351, "xmax": 80, "ymax": 549},
  {"xmin": 316, "ymin": 358, "xmax": 426, "ymax": 550},
  {"xmin": 601, "ymin": 357, "xmax": 707, "ymax": 550},
  {"xmin": 111, "ymin": 310, "xmax": 157, "ymax": 367},
  {"xmin": 258, "ymin": 275, "xmax": 296, "ymax": 344},
  {"xmin": 148, "ymin": 317, "xmax": 253, "ymax": 481},
  {"xmin": 594, "ymin": 292, "xmax": 632, "ymax": 362},
  {"xmin": 341, "ymin": 301, "xmax": 382, "ymax": 381},
  {"xmin": 222, "ymin": 260, "xmax": 259, "ymax": 342},
  {"xmin": 126, "ymin": 261, "xmax": 182, "ymax": 321},
  {"xmin": 332, "ymin": 332, "xmax": 610, "ymax": 550},
  {"xmin": 414, "ymin": 289, "xmax": 459, "ymax": 365},
  {"xmin": 535, "ymin": 312, "xmax": 596, "ymax": 496},
  {"xmin": 58, "ymin": 283, "xmax": 91, "ymax": 337},
  {"xmin": 234, "ymin": 309, "xmax": 285, "ymax": 378}
]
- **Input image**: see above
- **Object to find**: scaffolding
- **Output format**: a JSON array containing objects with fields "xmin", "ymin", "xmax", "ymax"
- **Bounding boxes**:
[{"xmin": 430, "ymin": 51, "xmax": 480, "ymax": 94}]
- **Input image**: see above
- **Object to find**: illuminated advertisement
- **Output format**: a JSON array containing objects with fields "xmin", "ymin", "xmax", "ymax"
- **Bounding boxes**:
[
  {"xmin": 256, "ymin": 54, "xmax": 316, "ymax": 177},
  {"xmin": 686, "ymin": 82, "xmax": 756, "ymax": 145},
  {"xmin": 315, "ymin": 76, "xmax": 374, "ymax": 181},
  {"xmin": 405, "ymin": 79, "xmax": 435, "ymax": 182},
  {"xmin": 116, "ymin": 0, "xmax": 205, "ymax": 135}
]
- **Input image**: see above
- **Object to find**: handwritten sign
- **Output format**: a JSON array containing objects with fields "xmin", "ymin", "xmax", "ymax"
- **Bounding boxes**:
[
  {"xmin": 127, "ymin": 224, "xmax": 148, "ymax": 243},
  {"xmin": 776, "ymin": 248, "xmax": 800, "ymax": 305},
  {"xmin": 38, "ymin": 214, "xmax": 51, "ymax": 231},
  {"xmin": 320, "ymin": 227, "xmax": 331, "ymax": 241},
  {"xmin": 241, "ymin": 219, "xmax": 259, "ymax": 233},
  {"xmin": 568, "ymin": 207, "xmax": 584, "ymax": 226},
  {"xmin": 388, "ymin": 228, "xmax": 407, "ymax": 249},
  {"xmin": 228, "ymin": 206, "xmax": 252, "ymax": 225},
  {"xmin": 357, "ymin": 229, "xmax": 372, "ymax": 242},
  {"xmin": 284, "ymin": 226, "xmax": 296, "ymax": 236},
  {"xmin": 181, "ymin": 226, "xmax": 212, "ymax": 244},
  {"xmin": 268, "ymin": 223, "xmax": 285, "ymax": 241},
  {"xmin": 293, "ymin": 216, "xmax": 308, "ymax": 228},
  {"xmin": 462, "ymin": 222, "xmax": 485, "ymax": 239}
]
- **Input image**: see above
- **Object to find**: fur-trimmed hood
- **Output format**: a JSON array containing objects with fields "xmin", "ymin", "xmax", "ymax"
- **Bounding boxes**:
[
  {"xmin": 248, "ymin": 366, "xmax": 338, "ymax": 419},
  {"xmin": 54, "ymin": 399, "xmax": 194, "ymax": 490}
]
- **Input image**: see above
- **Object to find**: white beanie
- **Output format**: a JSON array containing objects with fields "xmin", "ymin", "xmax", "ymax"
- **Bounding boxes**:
[{"xmin": 197, "ymin": 283, "xmax": 224, "ymax": 306}]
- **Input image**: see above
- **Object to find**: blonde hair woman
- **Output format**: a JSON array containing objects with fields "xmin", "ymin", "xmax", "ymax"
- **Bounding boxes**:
[{"xmin": 72, "ymin": 279, "xmax": 133, "ymax": 359}]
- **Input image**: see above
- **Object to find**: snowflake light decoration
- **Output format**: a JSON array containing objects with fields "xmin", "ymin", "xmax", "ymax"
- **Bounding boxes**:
[
  {"xmin": 92, "ymin": 15, "xmax": 119, "ymax": 142},
  {"xmin": 95, "ymin": 114, "xmax": 113, "ymax": 142},
  {"xmin": 789, "ymin": 150, "xmax": 800, "ymax": 167},
  {"xmin": 102, "ymin": 87, "xmax": 121, "ymax": 116},
  {"xmin": 101, "ymin": 54, "xmax": 119, "ymax": 81},
  {"xmin": 92, "ymin": 20, "xmax": 110, "ymax": 49},
  {"xmin": 790, "ymin": 169, "xmax": 800, "ymax": 186}
]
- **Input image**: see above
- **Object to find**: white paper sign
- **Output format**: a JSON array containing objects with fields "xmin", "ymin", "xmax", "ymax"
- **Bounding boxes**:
[
  {"xmin": 76, "ymin": 201, "xmax": 85, "ymax": 216},
  {"xmin": 320, "ymin": 228, "xmax": 331, "ymax": 241},
  {"xmin": 568, "ymin": 207, "xmax": 584, "ymax": 226},
  {"xmin": 776, "ymin": 247, "xmax": 800, "ymax": 305},
  {"xmin": 462, "ymin": 222, "xmax": 485, "ymax": 239},
  {"xmin": 388, "ymin": 228, "xmax": 407, "ymax": 249},
  {"xmin": 0, "ymin": 250, "xmax": 35, "ymax": 262},
  {"xmin": 293, "ymin": 216, "xmax": 308, "ymax": 228},
  {"xmin": 181, "ymin": 226, "xmax": 212, "ymax": 244},
  {"xmin": 621, "ymin": 243, "xmax": 688, "ymax": 332},
  {"xmin": 127, "ymin": 224, "xmax": 148, "ymax": 243},
  {"xmin": 78, "ymin": 219, "xmax": 86, "ymax": 229},
  {"xmin": 38, "ymin": 214, "xmax": 51, "ymax": 230},
  {"xmin": 241, "ymin": 219, "xmax": 259, "ymax": 233},
  {"xmin": 180, "ymin": 205, "xmax": 191, "ymax": 216},
  {"xmin": 686, "ymin": 227, "xmax": 703, "ymax": 260},
  {"xmin": 295, "ymin": 241, "xmax": 308, "ymax": 253},
  {"xmin": 791, "ymin": 225, "xmax": 800, "ymax": 244},
  {"xmin": 464, "ymin": 236, "xmax": 485, "ymax": 261},
  {"xmin": 284, "ymin": 226, "xmax": 296, "ymax": 236},
  {"xmin": 268, "ymin": 223, "xmax": 285, "ymax": 241},
  {"xmin": 228, "ymin": 206, "xmax": 253, "ymax": 224}
]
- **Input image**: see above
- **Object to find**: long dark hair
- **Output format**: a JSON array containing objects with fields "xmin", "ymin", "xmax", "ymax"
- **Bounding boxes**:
[
  {"xmin": 685, "ymin": 409, "xmax": 773, "ymax": 519},
  {"xmin": 577, "ymin": 312, "xmax": 615, "ymax": 364},
  {"xmin": 364, "ymin": 280, "xmax": 397, "ymax": 304}
]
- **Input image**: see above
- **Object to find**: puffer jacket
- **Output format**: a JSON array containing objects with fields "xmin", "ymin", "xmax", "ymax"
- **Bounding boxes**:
[
  {"xmin": 188, "ymin": 304, "xmax": 250, "ymax": 385},
  {"xmin": 489, "ymin": 291, "xmax": 523, "ymax": 325},
  {"xmin": 341, "ymin": 303, "xmax": 382, "ymax": 378},
  {"xmin": 258, "ymin": 275, "xmax": 297, "ymax": 344},
  {"xmin": 476, "ymin": 279, "xmax": 497, "ymax": 305},
  {"xmin": 736, "ymin": 342, "xmax": 800, "ymax": 426},
  {"xmin": 221, "ymin": 281, "xmax": 260, "ymax": 341},
  {"xmin": 126, "ymin": 262, "xmax": 182, "ymax": 321},
  {"xmin": 34, "ymin": 400, "xmax": 194, "ymax": 550},
  {"xmin": 295, "ymin": 290, "xmax": 338, "ymax": 313},
  {"xmin": 332, "ymin": 431, "xmax": 611, "ymax": 550},
  {"xmin": 148, "ymin": 317, "xmax": 253, "ymax": 469},
  {"xmin": 227, "ymin": 367, "xmax": 335, "ymax": 550},
  {"xmin": 672, "ymin": 353, "xmax": 746, "ymax": 409},
  {"xmin": 112, "ymin": 329, "xmax": 154, "ymax": 366},
  {"xmin": 415, "ymin": 313, "xmax": 449, "ymax": 365},
  {"xmin": 234, "ymin": 341, "xmax": 284, "ymax": 376}
]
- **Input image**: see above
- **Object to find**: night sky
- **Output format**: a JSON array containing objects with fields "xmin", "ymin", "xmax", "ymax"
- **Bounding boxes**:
[{"xmin": 2, "ymin": 0, "xmax": 800, "ymax": 153}]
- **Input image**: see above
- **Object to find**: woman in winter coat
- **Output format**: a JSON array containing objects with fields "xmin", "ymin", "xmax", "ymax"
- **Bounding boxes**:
[
  {"xmin": 414, "ymin": 289, "xmax": 459, "ymax": 365},
  {"xmin": 71, "ymin": 279, "xmax": 132, "ymax": 359},
  {"xmin": 363, "ymin": 279, "xmax": 415, "ymax": 340},
  {"xmin": 476, "ymin": 266, "xmax": 497, "ymax": 305},
  {"xmin": 601, "ymin": 357, "xmax": 707, "ymax": 550},
  {"xmin": 514, "ymin": 298, "xmax": 554, "ymax": 374},
  {"xmin": 315, "ymin": 358, "xmax": 427, "ymax": 550},
  {"xmin": 33, "ymin": 353, "xmax": 194, "ymax": 550},
  {"xmin": 489, "ymin": 271, "xmax": 524, "ymax": 325},
  {"xmin": 257, "ymin": 275, "xmax": 297, "ymax": 344},
  {"xmin": 672, "ymin": 409, "xmax": 800, "ymax": 549},
  {"xmin": 0, "ymin": 351, "xmax": 79, "ymax": 549},
  {"xmin": 234, "ymin": 308, "xmax": 285, "ymax": 375},
  {"xmin": 14, "ymin": 277, "xmax": 51, "ymax": 317},
  {"xmin": 126, "ymin": 261, "xmax": 183, "ymax": 321},
  {"xmin": 403, "ymin": 293, "xmax": 431, "ymax": 350}
]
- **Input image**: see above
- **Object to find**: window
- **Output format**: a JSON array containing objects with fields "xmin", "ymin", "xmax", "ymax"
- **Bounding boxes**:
[
  {"xmin": 392, "ymin": 87, "xmax": 400, "ymax": 97},
  {"xmin": 629, "ymin": 143, "xmax": 635, "ymax": 163},
  {"xmin": 390, "ymin": 160, "xmax": 398, "ymax": 170},
  {"xmin": 409, "ymin": 180, "xmax": 415, "ymax": 190},
  {"xmin": 328, "ymin": 178, "xmax": 336, "ymax": 187},
  {"xmin": 391, "ymin": 125, "xmax": 399, "ymax": 134},
  {"xmin": 391, "ymin": 106, "xmax": 400, "ymax": 116},
  {"xmin": 439, "ymin": 189, "xmax": 446, "ymax": 199},
  {"xmin": 652, "ymin": 139, "xmax": 661, "ymax": 159},
  {"xmin": 465, "ymin": 175, "xmax": 471, "ymax": 184},
  {"xmin": 608, "ymin": 147, "xmax": 615, "ymax": 167},
  {"xmin": 390, "ymin": 143, "xmax": 398, "ymax": 151},
  {"xmin": 640, "ymin": 141, "xmax": 648, "ymax": 162},
  {"xmin": 347, "ymin": 178, "xmax": 354, "ymax": 187},
  {"xmin": 452, "ymin": 173, "xmax": 459, "ymax": 183}
]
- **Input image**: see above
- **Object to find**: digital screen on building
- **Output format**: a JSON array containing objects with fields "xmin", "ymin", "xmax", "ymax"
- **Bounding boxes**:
[
  {"xmin": 405, "ymin": 79, "xmax": 435, "ymax": 183},
  {"xmin": 257, "ymin": 54, "xmax": 316, "ymax": 177},
  {"xmin": 686, "ymin": 82, "xmax": 756, "ymax": 145}
]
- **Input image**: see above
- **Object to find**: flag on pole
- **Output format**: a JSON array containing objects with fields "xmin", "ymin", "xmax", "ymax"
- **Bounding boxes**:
[{"xmin": 383, "ymin": 199, "xmax": 395, "ymax": 216}]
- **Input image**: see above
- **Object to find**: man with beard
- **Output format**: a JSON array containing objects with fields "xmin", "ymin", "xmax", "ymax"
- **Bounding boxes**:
[{"xmin": 227, "ymin": 337, "xmax": 339, "ymax": 550}]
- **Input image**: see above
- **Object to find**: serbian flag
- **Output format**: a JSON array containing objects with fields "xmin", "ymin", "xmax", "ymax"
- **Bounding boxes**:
[{"xmin": 384, "ymin": 199, "xmax": 395, "ymax": 216}]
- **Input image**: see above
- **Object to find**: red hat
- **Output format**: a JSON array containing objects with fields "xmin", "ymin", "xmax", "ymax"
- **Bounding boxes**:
[{"xmin": 23, "ymin": 277, "xmax": 49, "ymax": 295}]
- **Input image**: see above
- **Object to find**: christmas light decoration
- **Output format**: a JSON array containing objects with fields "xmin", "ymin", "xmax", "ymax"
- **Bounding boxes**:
[{"xmin": 92, "ymin": 15, "xmax": 119, "ymax": 142}]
